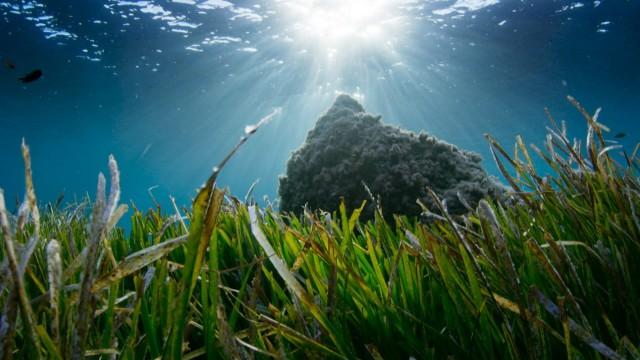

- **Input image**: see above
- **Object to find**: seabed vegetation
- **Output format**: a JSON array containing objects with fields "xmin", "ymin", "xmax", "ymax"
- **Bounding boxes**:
[{"xmin": 1, "ymin": 96, "xmax": 639, "ymax": 359}]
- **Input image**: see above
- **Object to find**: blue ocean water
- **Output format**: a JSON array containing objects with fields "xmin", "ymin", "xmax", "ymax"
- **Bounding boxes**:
[{"xmin": 0, "ymin": 0, "xmax": 638, "ymax": 212}]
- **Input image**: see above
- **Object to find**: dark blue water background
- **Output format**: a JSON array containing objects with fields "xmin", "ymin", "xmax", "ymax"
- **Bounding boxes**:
[{"xmin": 0, "ymin": 0, "xmax": 638, "ymax": 214}]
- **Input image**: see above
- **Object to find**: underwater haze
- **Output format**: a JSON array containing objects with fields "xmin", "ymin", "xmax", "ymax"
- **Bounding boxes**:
[{"xmin": 0, "ymin": 0, "xmax": 639, "ymax": 211}]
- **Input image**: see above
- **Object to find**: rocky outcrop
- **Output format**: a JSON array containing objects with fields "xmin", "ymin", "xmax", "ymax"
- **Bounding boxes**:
[{"xmin": 279, "ymin": 94, "xmax": 504, "ymax": 219}]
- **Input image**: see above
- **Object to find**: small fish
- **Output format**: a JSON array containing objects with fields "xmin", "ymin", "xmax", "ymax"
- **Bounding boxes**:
[
  {"xmin": 614, "ymin": 132, "xmax": 626, "ymax": 139},
  {"xmin": 3, "ymin": 59, "xmax": 15, "ymax": 70},
  {"xmin": 19, "ymin": 69, "xmax": 43, "ymax": 83}
]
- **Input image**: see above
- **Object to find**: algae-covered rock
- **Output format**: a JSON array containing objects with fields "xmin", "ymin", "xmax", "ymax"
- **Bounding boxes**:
[{"xmin": 279, "ymin": 94, "xmax": 504, "ymax": 218}]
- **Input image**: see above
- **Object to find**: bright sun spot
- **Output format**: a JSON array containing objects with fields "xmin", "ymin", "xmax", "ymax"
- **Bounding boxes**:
[{"xmin": 282, "ymin": 0, "xmax": 403, "ymax": 53}]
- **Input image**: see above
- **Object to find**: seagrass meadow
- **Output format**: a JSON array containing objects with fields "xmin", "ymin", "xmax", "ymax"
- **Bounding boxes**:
[{"xmin": 1, "ymin": 97, "xmax": 639, "ymax": 359}]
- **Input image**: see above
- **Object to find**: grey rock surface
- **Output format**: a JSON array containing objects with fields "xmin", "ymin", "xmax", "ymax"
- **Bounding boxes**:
[{"xmin": 279, "ymin": 94, "xmax": 504, "ymax": 219}]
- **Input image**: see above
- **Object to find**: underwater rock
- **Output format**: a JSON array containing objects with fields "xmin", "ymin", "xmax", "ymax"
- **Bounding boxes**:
[{"xmin": 279, "ymin": 94, "xmax": 504, "ymax": 219}]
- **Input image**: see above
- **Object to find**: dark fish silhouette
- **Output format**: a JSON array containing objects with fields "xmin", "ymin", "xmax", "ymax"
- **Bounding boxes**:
[
  {"xmin": 614, "ymin": 132, "xmax": 626, "ymax": 139},
  {"xmin": 3, "ymin": 59, "xmax": 15, "ymax": 70},
  {"xmin": 19, "ymin": 69, "xmax": 43, "ymax": 83}
]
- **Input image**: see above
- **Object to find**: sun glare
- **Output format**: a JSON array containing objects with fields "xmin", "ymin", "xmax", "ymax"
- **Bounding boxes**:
[{"xmin": 282, "ymin": 0, "xmax": 401, "ymax": 52}]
